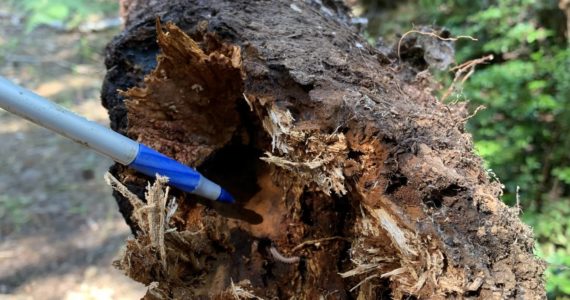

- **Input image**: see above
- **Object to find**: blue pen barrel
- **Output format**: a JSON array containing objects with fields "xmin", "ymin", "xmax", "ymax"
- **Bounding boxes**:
[{"xmin": 129, "ymin": 144, "xmax": 235, "ymax": 203}]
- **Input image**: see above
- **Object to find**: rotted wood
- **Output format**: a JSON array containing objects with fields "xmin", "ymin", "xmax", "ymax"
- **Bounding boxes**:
[{"xmin": 102, "ymin": 0, "xmax": 545, "ymax": 299}]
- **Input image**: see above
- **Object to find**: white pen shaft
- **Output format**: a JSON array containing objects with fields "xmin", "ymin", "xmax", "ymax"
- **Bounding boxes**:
[{"xmin": 0, "ymin": 76, "xmax": 139, "ymax": 165}]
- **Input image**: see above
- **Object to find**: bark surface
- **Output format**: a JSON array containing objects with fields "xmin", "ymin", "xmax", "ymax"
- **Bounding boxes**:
[{"xmin": 101, "ymin": 1, "xmax": 546, "ymax": 299}]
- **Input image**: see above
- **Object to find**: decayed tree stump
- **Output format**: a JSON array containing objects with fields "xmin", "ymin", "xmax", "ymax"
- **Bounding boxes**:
[{"xmin": 101, "ymin": 1, "xmax": 546, "ymax": 299}]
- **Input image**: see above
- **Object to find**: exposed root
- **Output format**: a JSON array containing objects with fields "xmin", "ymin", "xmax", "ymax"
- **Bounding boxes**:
[
  {"xmin": 462, "ymin": 105, "xmax": 486, "ymax": 122},
  {"xmin": 397, "ymin": 28, "xmax": 477, "ymax": 60},
  {"xmin": 292, "ymin": 236, "xmax": 349, "ymax": 252},
  {"xmin": 442, "ymin": 54, "xmax": 494, "ymax": 101}
]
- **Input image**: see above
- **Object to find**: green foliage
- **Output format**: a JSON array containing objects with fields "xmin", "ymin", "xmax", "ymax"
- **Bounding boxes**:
[
  {"xmin": 454, "ymin": 2, "xmax": 568, "ymax": 206},
  {"xmin": 524, "ymin": 202, "xmax": 570, "ymax": 297},
  {"xmin": 553, "ymin": 167, "xmax": 570, "ymax": 185},
  {"xmin": 9, "ymin": 0, "xmax": 118, "ymax": 32},
  {"xmin": 365, "ymin": 0, "xmax": 569, "ymax": 297}
]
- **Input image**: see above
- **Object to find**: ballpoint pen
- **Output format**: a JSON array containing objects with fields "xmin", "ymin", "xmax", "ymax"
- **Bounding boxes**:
[{"xmin": 0, "ymin": 76, "xmax": 234, "ymax": 203}]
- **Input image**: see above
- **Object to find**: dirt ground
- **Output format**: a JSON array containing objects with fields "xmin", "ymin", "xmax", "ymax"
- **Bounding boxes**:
[{"xmin": 0, "ymin": 5, "xmax": 145, "ymax": 300}]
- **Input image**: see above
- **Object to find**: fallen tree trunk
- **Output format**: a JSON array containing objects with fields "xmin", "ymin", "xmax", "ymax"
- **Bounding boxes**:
[{"xmin": 101, "ymin": 1, "xmax": 546, "ymax": 299}]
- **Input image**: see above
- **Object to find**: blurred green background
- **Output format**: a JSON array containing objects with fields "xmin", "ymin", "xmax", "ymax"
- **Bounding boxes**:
[
  {"xmin": 0, "ymin": 0, "xmax": 568, "ymax": 299},
  {"xmin": 361, "ymin": 0, "xmax": 570, "ymax": 298}
]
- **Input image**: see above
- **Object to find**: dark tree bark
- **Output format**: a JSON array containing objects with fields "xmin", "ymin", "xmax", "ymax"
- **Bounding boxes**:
[{"xmin": 101, "ymin": 1, "xmax": 546, "ymax": 299}]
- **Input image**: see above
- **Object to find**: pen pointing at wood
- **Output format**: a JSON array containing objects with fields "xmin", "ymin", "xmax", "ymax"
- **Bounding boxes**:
[{"xmin": 0, "ymin": 75, "xmax": 235, "ymax": 203}]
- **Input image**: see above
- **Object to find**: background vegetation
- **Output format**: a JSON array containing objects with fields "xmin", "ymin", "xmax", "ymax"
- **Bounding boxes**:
[
  {"xmin": 362, "ymin": 0, "xmax": 570, "ymax": 298},
  {"xmin": 7, "ymin": 0, "xmax": 118, "ymax": 32}
]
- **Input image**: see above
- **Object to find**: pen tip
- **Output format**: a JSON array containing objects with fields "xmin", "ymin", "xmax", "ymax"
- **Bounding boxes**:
[{"xmin": 217, "ymin": 188, "xmax": 236, "ymax": 204}]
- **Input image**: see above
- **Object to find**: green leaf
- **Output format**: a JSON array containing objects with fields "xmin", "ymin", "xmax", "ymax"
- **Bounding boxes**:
[
  {"xmin": 44, "ymin": 3, "xmax": 70, "ymax": 20},
  {"xmin": 553, "ymin": 168, "xmax": 570, "ymax": 185},
  {"xmin": 536, "ymin": 95, "xmax": 558, "ymax": 110},
  {"xmin": 475, "ymin": 140, "xmax": 502, "ymax": 159},
  {"xmin": 528, "ymin": 80, "xmax": 547, "ymax": 91}
]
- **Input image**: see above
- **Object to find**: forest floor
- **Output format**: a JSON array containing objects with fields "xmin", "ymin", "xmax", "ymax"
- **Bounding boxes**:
[{"xmin": 0, "ymin": 5, "xmax": 145, "ymax": 300}]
